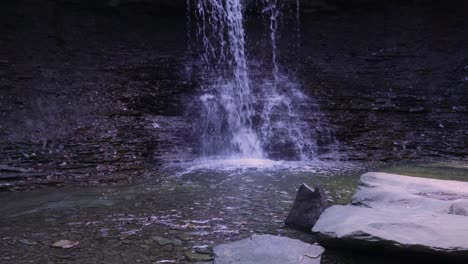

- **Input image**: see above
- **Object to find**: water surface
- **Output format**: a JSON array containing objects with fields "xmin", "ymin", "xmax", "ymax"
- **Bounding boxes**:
[{"xmin": 0, "ymin": 159, "xmax": 466, "ymax": 263}]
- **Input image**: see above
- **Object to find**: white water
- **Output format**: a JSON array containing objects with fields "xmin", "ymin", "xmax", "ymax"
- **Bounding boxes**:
[
  {"xmin": 193, "ymin": 0, "xmax": 263, "ymax": 158},
  {"xmin": 190, "ymin": 0, "xmax": 333, "ymax": 162},
  {"xmin": 257, "ymin": 0, "xmax": 328, "ymax": 160},
  {"xmin": 163, "ymin": 157, "xmax": 359, "ymax": 177}
]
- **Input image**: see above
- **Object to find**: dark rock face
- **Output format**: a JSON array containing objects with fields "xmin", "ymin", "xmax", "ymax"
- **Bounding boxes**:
[
  {"xmin": 285, "ymin": 183, "xmax": 328, "ymax": 232},
  {"xmin": 0, "ymin": 1, "xmax": 467, "ymax": 188},
  {"xmin": 293, "ymin": 2, "xmax": 468, "ymax": 161},
  {"xmin": 0, "ymin": 1, "xmax": 194, "ymax": 190}
]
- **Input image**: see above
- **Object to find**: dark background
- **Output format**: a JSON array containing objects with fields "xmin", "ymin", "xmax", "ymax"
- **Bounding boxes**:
[{"xmin": 0, "ymin": 0, "xmax": 467, "ymax": 189}]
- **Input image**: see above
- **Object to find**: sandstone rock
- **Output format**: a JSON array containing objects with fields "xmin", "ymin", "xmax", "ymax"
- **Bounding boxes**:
[
  {"xmin": 285, "ymin": 183, "xmax": 328, "ymax": 231},
  {"xmin": 312, "ymin": 172, "xmax": 468, "ymax": 258},
  {"xmin": 213, "ymin": 234, "xmax": 324, "ymax": 264}
]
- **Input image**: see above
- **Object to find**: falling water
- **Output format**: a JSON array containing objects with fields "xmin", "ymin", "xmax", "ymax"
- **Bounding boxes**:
[
  {"xmin": 190, "ymin": 0, "xmax": 332, "ymax": 161},
  {"xmin": 257, "ymin": 0, "xmax": 320, "ymax": 160},
  {"xmin": 261, "ymin": 0, "xmax": 280, "ymax": 85},
  {"xmin": 296, "ymin": 0, "xmax": 301, "ymax": 49},
  {"xmin": 193, "ymin": 0, "xmax": 263, "ymax": 158}
]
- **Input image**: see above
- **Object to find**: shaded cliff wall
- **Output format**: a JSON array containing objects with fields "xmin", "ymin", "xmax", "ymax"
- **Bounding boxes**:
[
  {"xmin": 295, "ymin": 1, "xmax": 468, "ymax": 160},
  {"xmin": 0, "ymin": 0, "xmax": 466, "ymax": 189},
  {"xmin": 0, "ymin": 1, "xmax": 193, "ymax": 189}
]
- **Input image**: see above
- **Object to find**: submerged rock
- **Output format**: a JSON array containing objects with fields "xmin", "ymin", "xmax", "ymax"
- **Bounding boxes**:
[
  {"xmin": 213, "ymin": 234, "xmax": 324, "ymax": 264},
  {"xmin": 18, "ymin": 239, "xmax": 37, "ymax": 246},
  {"xmin": 285, "ymin": 183, "xmax": 328, "ymax": 231},
  {"xmin": 312, "ymin": 172, "xmax": 468, "ymax": 258},
  {"xmin": 51, "ymin": 240, "xmax": 80, "ymax": 249},
  {"xmin": 152, "ymin": 236, "xmax": 183, "ymax": 246},
  {"xmin": 184, "ymin": 251, "xmax": 213, "ymax": 262}
]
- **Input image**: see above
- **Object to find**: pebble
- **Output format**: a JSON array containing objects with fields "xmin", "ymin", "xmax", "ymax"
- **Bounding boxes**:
[
  {"xmin": 152, "ymin": 236, "xmax": 182, "ymax": 246},
  {"xmin": 18, "ymin": 239, "xmax": 37, "ymax": 246},
  {"xmin": 51, "ymin": 240, "xmax": 80, "ymax": 249},
  {"xmin": 140, "ymin": 244, "xmax": 150, "ymax": 249},
  {"xmin": 184, "ymin": 251, "xmax": 213, "ymax": 262}
]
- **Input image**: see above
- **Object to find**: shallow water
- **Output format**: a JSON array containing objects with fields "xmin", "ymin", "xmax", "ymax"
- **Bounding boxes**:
[{"xmin": 0, "ymin": 159, "xmax": 466, "ymax": 263}]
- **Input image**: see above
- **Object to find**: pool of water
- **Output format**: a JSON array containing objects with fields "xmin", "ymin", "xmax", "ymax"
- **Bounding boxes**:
[{"xmin": 0, "ymin": 159, "xmax": 466, "ymax": 263}]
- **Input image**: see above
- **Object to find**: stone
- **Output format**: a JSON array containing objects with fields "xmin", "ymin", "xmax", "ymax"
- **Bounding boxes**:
[
  {"xmin": 51, "ymin": 240, "xmax": 80, "ymax": 249},
  {"xmin": 450, "ymin": 200, "xmax": 468, "ymax": 216},
  {"xmin": 143, "ymin": 239, "xmax": 153, "ymax": 244},
  {"xmin": 285, "ymin": 183, "xmax": 328, "ymax": 231},
  {"xmin": 213, "ymin": 234, "xmax": 324, "ymax": 264},
  {"xmin": 152, "ymin": 236, "xmax": 182, "ymax": 246},
  {"xmin": 184, "ymin": 251, "xmax": 213, "ymax": 262},
  {"xmin": 312, "ymin": 172, "xmax": 468, "ymax": 258},
  {"xmin": 18, "ymin": 239, "xmax": 37, "ymax": 246},
  {"xmin": 140, "ymin": 244, "xmax": 150, "ymax": 249},
  {"xmin": 0, "ymin": 165, "xmax": 31, "ymax": 173}
]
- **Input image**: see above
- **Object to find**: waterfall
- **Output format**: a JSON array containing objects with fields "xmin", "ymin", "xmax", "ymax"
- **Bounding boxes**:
[
  {"xmin": 296, "ymin": 0, "xmax": 301, "ymax": 50},
  {"xmin": 192, "ymin": 0, "xmax": 263, "ymax": 158},
  {"xmin": 190, "ymin": 0, "xmax": 328, "ymax": 161},
  {"xmin": 262, "ymin": 0, "xmax": 280, "ymax": 85},
  {"xmin": 257, "ymin": 0, "xmax": 319, "ymax": 160}
]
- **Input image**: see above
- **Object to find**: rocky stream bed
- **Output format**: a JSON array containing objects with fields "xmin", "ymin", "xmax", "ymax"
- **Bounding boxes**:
[{"xmin": 1, "ymin": 160, "xmax": 467, "ymax": 264}]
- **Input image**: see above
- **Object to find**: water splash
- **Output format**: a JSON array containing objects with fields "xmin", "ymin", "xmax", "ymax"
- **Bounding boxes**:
[
  {"xmin": 257, "ymin": 0, "xmax": 322, "ymax": 160},
  {"xmin": 193, "ymin": 0, "xmax": 263, "ymax": 158},
  {"xmin": 162, "ymin": 157, "xmax": 360, "ymax": 178},
  {"xmin": 190, "ymin": 0, "xmax": 333, "ymax": 161},
  {"xmin": 258, "ymin": 74, "xmax": 319, "ymax": 160}
]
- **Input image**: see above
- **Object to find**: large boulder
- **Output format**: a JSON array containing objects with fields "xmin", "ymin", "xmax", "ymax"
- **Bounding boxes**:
[
  {"xmin": 214, "ymin": 234, "xmax": 324, "ymax": 264},
  {"xmin": 312, "ymin": 172, "xmax": 468, "ymax": 258},
  {"xmin": 285, "ymin": 183, "xmax": 328, "ymax": 231}
]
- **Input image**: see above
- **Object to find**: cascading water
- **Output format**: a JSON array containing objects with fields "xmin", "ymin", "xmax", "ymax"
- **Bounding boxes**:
[
  {"xmin": 192, "ymin": 0, "xmax": 263, "ymax": 158},
  {"xmin": 189, "ymin": 0, "xmax": 333, "ymax": 161},
  {"xmin": 257, "ymin": 0, "xmax": 323, "ymax": 160}
]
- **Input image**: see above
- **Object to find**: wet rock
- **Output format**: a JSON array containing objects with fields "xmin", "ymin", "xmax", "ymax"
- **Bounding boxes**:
[
  {"xmin": 18, "ymin": 239, "xmax": 37, "ymax": 245},
  {"xmin": 0, "ymin": 165, "xmax": 31, "ymax": 173},
  {"xmin": 313, "ymin": 172, "xmax": 468, "ymax": 258},
  {"xmin": 184, "ymin": 251, "xmax": 213, "ymax": 262},
  {"xmin": 152, "ymin": 236, "xmax": 182, "ymax": 246},
  {"xmin": 285, "ymin": 183, "xmax": 328, "ymax": 232},
  {"xmin": 213, "ymin": 234, "xmax": 324, "ymax": 264},
  {"xmin": 450, "ymin": 201, "xmax": 468, "ymax": 216},
  {"xmin": 140, "ymin": 244, "xmax": 150, "ymax": 249},
  {"xmin": 143, "ymin": 239, "xmax": 153, "ymax": 244},
  {"xmin": 176, "ymin": 234, "xmax": 190, "ymax": 241},
  {"xmin": 51, "ymin": 239, "xmax": 80, "ymax": 249}
]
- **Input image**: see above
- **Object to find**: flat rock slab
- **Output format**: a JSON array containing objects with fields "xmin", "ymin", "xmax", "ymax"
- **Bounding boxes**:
[
  {"xmin": 313, "ymin": 172, "xmax": 468, "ymax": 257},
  {"xmin": 213, "ymin": 234, "xmax": 324, "ymax": 264},
  {"xmin": 353, "ymin": 172, "xmax": 468, "ymax": 214}
]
